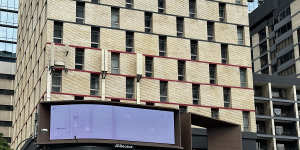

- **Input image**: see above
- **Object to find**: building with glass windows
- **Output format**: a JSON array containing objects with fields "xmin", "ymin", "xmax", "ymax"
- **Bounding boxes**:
[
  {"xmin": 13, "ymin": 0, "xmax": 255, "ymax": 149},
  {"xmin": 249, "ymin": 0, "xmax": 300, "ymax": 78},
  {"xmin": 250, "ymin": 0, "xmax": 300, "ymax": 149},
  {"xmin": 0, "ymin": 0, "xmax": 18, "ymax": 143},
  {"xmin": 254, "ymin": 74, "xmax": 300, "ymax": 150}
]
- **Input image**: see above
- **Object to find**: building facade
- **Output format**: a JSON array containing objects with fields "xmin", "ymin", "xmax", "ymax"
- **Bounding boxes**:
[
  {"xmin": 250, "ymin": 0, "xmax": 300, "ymax": 78},
  {"xmin": 254, "ymin": 74, "xmax": 300, "ymax": 150},
  {"xmin": 13, "ymin": 0, "xmax": 255, "ymax": 149},
  {"xmin": 0, "ymin": 0, "xmax": 18, "ymax": 143}
]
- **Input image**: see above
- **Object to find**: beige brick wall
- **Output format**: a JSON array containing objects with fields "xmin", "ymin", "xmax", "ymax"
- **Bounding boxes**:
[
  {"xmin": 226, "ymin": 4, "xmax": 249, "ymax": 25},
  {"xmin": 140, "ymin": 79, "xmax": 160, "ymax": 101},
  {"xmin": 100, "ymin": 28, "xmax": 126, "ymax": 51},
  {"xmin": 106, "ymin": 75, "xmax": 126, "ymax": 98},
  {"xmin": 167, "ymin": 37, "xmax": 190, "ymax": 59},
  {"xmin": 184, "ymin": 19, "xmax": 207, "ymax": 40},
  {"xmin": 134, "ymin": 0, "xmax": 157, "ymax": 12},
  {"xmin": 217, "ymin": 65, "xmax": 240, "ymax": 86},
  {"xmin": 215, "ymin": 23, "xmax": 237, "ymax": 44},
  {"xmin": 62, "ymin": 71, "xmax": 90, "ymax": 95},
  {"xmin": 134, "ymin": 33, "xmax": 159, "ymax": 56},
  {"xmin": 0, "ymin": 95, "xmax": 13, "ymax": 106},
  {"xmin": 200, "ymin": 86, "xmax": 223, "ymax": 107},
  {"xmin": 120, "ymin": 9, "xmax": 144, "ymax": 32},
  {"xmin": 168, "ymin": 82, "xmax": 193, "ymax": 104},
  {"xmin": 153, "ymin": 13, "xmax": 177, "ymax": 36},
  {"xmin": 85, "ymin": 4, "xmax": 111, "ymax": 27},
  {"xmin": 153, "ymin": 57, "xmax": 177, "ymax": 80},
  {"xmin": 100, "ymin": 0, "xmax": 125, "ymax": 7},
  {"xmin": 63, "ymin": 23, "xmax": 91, "ymax": 47},
  {"xmin": 198, "ymin": 41, "xmax": 221, "ymax": 63},
  {"xmin": 0, "ymin": 111, "xmax": 11, "ymax": 121},
  {"xmin": 197, "ymin": 0, "xmax": 219, "ymax": 21},
  {"xmin": 186, "ymin": 61, "xmax": 209, "ymax": 83},
  {"xmin": 48, "ymin": 0, "xmax": 75, "ymax": 22},
  {"xmin": 231, "ymin": 88, "xmax": 254, "ymax": 109},
  {"xmin": 14, "ymin": 0, "xmax": 255, "ymax": 147},
  {"xmin": 0, "ymin": 79, "xmax": 13, "ymax": 90},
  {"xmin": 165, "ymin": 0, "xmax": 189, "ymax": 17},
  {"xmin": 120, "ymin": 54, "xmax": 136, "ymax": 76},
  {"xmin": 229, "ymin": 45, "xmax": 252, "ymax": 67}
]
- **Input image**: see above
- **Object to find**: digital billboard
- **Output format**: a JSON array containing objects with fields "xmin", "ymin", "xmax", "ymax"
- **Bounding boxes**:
[{"xmin": 50, "ymin": 104, "xmax": 175, "ymax": 144}]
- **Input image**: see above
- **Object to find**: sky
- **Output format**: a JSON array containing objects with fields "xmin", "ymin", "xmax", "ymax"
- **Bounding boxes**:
[{"xmin": 248, "ymin": 0, "xmax": 259, "ymax": 13}]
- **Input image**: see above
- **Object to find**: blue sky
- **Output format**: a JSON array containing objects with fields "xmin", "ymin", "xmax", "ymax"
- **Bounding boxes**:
[{"xmin": 248, "ymin": 0, "xmax": 259, "ymax": 12}]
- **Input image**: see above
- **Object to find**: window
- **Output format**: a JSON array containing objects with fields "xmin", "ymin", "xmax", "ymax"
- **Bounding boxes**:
[
  {"xmin": 160, "ymin": 81, "xmax": 168, "ymax": 102},
  {"xmin": 176, "ymin": 17, "xmax": 184, "ymax": 37},
  {"xmin": 0, "ymin": 121, "xmax": 12, "ymax": 127},
  {"xmin": 223, "ymin": 87, "xmax": 231, "ymax": 108},
  {"xmin": 112, "ymin": 99, "xmax": 120, "ymax": 102},
  {"xmin": 159, "ymin": 36, "xmax": 167, "ymax": 56},
  {"xmin": 90, "ymin": 74, "xmax": 99, "ymax": 96},
  {"xmin": 278, "ymin": 50, "xmax": 294, "ymax": 65},
  {"xmin": 209, "ymin": 64, "xmax": 217, "ymax": 84},
  {"xmin": 192, "ymin": 84, "xmax": 200, "ymax": 104},
  {"xmin": 126, "ymin": 31, "xmax": 134, "ymax": 52},
  {"xmin": 145, "ymin": 12, "xmax": 152, "ymax": 33},
  {"xmin": 111, "ymin": 53, "xmax": 120, "ymax": 74},
  {"xmin": 243, "ymin": 111, "xmax": 250, "ymax": 132},
  {"xmin": 91, "ymin": 0, "xmax": 98, "ymax": 4},
  {"xmin": 126, "ymin": 0, "xmax": 134, "ymax": 8},
  {"xmin": 297, "ymin": 90, "xmax": 300, "ymax": 101},
  {"xmin": 126, "ymin": 77, "xmax": 135, "ymax": 99},
  {"xmin": 236, "ymin": 0, "xmax": 242, "ymax": 4},
  {"xmin": 279, "ymin": 65, "xmax": 295, "ymax": 76},
  {"xmin": 75, "ymin": 96, "xmax": 84, "ymax": 100},
  {"xmin": 76, "ymin": 2, "xmax": 85, "ymax": 24},
  {"xmin": 91, "ymin": 27, "xmax": 100, "ymax": 48},
  {"xmin": 178, "ymin": 60, "xmax": 185, "ymax": 81},
  {"xmin": 111, "ymin": 8, "xmax": 120, "ymax": 28},
  {"xmin": 240, "ymin": 68, "xmax": 247, "ymax": 88},
  {"xmin": 219, "ymin": 3, "xmax": 226, "ymax": 22},
  {"xmin": 189, "ymin": 0, "xmax": 196, "ymax": 18},
  {"xmin": 0, "ymin": 105, "xmax": 13, "ymax": 111},
  {"xmin": 158, "ymin": 0, "xmax": 165, "ymax": 13},
  {"xmin": 75, "ymin": 48, "xmax": 84, "ymax": 70},
  {"xmin": 207, "ymin": 22, "xmax": 215, "ymax": 41},
  {"xmin": 179, "ymin": 106, "xmax": 187, "ymax": 113},
  {"xmin": 221, "ymin": 44, "xmax": 228, "ymax": 64},
  {"xmin": 145, "ymin": 57, "xmax": 153, "ymax": 77},
  {"xmin": 276, "ymin": 22, "xmax": 292, "ymax": 38},
  {"xmin": 258, "ymin": 29, "xmax": 266, "ymax": 42},
  {"xmin": 146, "ymin": 102, "xmax": 155, "ymax": 106},
  {"xmin": 237, "ymin": 26, "xmax": 244, "ymax": 45},
  {"xmin": 52, "ymin": 70, "xmax": 62, "ymax": 92},
  {"xmin": 191, "ymin": 40, "xmax": 198, "ymax": 60},
  {"xmin": 211, "ymin": 108, "xmax": 219, "ymax": 119},
  {"xmin": 53, "ymin": 21, "xmax": 63, "ymax": 43}
]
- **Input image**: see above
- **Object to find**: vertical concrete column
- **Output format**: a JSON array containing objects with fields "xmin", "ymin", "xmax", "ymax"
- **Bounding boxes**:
[
  {"xmin": 101, "ymin": 49, "xmax": 108, "ymax": 101},
  {"xmin": 292, "ymin": 85, "xmax": 300, "ymax": 150},
  {"xmin": 136, "ymin": 54, "xmax": 143, "ymax": 104},
  {"xmin": 268, "ymin": 82, "xmax": 277, "ymax": 150}
]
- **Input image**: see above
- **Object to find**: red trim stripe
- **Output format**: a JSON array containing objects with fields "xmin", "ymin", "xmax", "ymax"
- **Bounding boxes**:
[
  {"xmin": 49, "ymin": 93, "xmax": 255, "ymax": 112},
  {"xmin": 51, "ymin": 92, "xmax": 101, "ymax": 98}
]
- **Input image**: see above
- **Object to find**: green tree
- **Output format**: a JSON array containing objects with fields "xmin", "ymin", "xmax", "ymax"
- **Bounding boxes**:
[{"xmin": 0, "ymin": 133, "xmax": 11, "ymax": 150}]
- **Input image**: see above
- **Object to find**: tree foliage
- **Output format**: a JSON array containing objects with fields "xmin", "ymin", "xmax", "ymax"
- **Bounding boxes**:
[{"xmin": 0, "ymin": 133, "xmax": 11, "ymax": 150}]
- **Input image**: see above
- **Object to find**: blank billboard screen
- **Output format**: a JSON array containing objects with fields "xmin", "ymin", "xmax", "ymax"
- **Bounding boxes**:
[{"xmin": 50, "ymin": 104, "xmax": 175, "ymax": 144}]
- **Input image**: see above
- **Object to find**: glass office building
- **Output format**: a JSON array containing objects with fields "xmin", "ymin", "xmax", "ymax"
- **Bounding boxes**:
[{"xmin": 0, "ymin": 0, "xmax": 18, "ymax": 61}]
